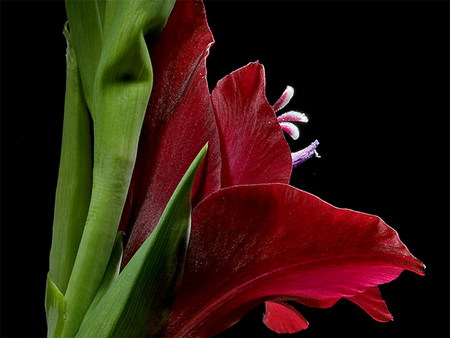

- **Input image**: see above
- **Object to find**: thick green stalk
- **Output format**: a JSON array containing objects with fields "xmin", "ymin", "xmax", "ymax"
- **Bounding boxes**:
[
  {"xmin": 76, "ymin": 145, "xmax": 208, "ymax": 337},
  {"xmin": 47, "ymin": 25, "xmax": 92, "ymax": 295},
  {"xmin": 85, "ymin": 231, "xmax": 124, "ymax": 315},
  {"xmin": 46, "ymin": 25, "xmax": 92, "ymax": 337},
  {"xmin": 61, "ymin": 0, "xmax": 176, "ymax": 336}
]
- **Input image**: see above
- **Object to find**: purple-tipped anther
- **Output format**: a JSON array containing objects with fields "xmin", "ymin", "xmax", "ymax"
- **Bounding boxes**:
[
  {"xmin": 292, "ymin": 140, "xmax": 321, "ymax": 167},
  {"xmin": 273, "ymin": 86, "xmax": 294, "ymax": 112}
]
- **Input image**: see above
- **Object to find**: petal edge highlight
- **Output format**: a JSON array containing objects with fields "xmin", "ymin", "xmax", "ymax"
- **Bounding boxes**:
[{"xmin": 166, "ymin": 184, "xmax": 424, "ymax": 337}]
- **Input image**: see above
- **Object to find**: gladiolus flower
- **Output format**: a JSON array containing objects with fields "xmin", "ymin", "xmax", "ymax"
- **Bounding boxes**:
[{"xmin": 119, "ymin": 0, "xmax": 424, "ymax": 336}]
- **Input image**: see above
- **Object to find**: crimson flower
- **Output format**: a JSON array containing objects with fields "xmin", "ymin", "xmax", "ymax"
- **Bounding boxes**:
[{"xmin": 119, "ymin": 0, "xmax": 424, "ymax": 336}]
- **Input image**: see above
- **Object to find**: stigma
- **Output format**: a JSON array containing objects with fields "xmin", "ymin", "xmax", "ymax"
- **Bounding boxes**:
[{"xmin": 292, "ymin": 140, "xmax": 321, "ymax": 167}]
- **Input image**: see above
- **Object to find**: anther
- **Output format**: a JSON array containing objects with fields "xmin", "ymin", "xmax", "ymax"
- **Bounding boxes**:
[
  {"xmin": 279, "ymin": 122, "xmax": 300, "ymax": 140},
  {"xmin": 277, "ymin": 111, "xmax": 309, "ymax": 123},
  {"xmin": 273, "ymin": 86, "xmax": 294, "ymax": 112}
]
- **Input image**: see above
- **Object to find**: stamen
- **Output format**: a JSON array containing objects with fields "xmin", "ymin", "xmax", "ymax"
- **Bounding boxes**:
[
  {"xmin": 277, "ymin": 111, "xmax": 309, "ymax": 123},
  {"xmin": 280, "ymin": 122, "xmax": 300, "ymax": 140},
  {"xmin": 292, "ymin": 140, "xmax": 320, "ymax": 167},
  {"xmin": 272, "ymin": 85, "xmax": 319, "ymax": 163},
  {"xmin": 273, "ymin": 86, "xmax": 294, "ymax": 112}
]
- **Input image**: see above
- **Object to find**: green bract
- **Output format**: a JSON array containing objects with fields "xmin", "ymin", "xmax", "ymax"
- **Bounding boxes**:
[
  {"xmin": 47, "ymin": 24, "xmax": 92, "ymax": 296},
  {"xmin": 46, "ymin": 0, "xmax": 178, "ymax": 336},
  {"xmin": 46, "ymin": 25, "xmax": 91, "ymax": 338},
  {"xmin": 77, "ymin": 145, "xmax": 208, "ymax": 337}
]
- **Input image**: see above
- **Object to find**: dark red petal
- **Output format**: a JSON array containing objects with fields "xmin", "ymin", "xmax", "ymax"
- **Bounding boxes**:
[
  {"xmin": 346, "ymin": 286, "xmax": 394, "ymax": 322},
  {"xmin": 165, "ymin": 184, "xmax": 424, "ymax": 337},
  {"xmin": 120, "ymin": 0, "xmax": 221, "ymax": 266},
  {"xmin": 211, "ymin": 63, "xmax": 292, "ymax": 187},
  {"xmin": 263, "ymin": 301, "xmax": 309, "ymax": 334}
]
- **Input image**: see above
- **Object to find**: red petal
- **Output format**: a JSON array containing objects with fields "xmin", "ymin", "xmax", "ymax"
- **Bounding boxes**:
[
  {"xmin": 281, "ymin": 287, "xmax": 393, "ymax": 323},
  {"xmin": 120, "ymin": 0, "xmax": 221, "ymax": 265},
  {"xmin": 346, "ymin": 286, "xmax": 394, "ymax": 322},
  {"xmin": 165, "ymin": 184, "xmax": 424, "ymax": 337},
  {"xmin": 211, "ymin": 63, "xmax": 292, "ymax": 187},
  {"xmin": 263, "ymin": 301, "xmax": 309, "ymax": 334}
]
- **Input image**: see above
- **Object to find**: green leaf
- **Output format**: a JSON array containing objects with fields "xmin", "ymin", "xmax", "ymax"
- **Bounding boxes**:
[
  {"xmin": 61, "ymin": 1, "xmax": 176, "ymax": 335},
  {"xmin": 76, "ymin": 144, "xmax": 208, "ymax": 337},
  {"xmin": 85, "ymin": 231, "xmax": 124, "ymax": 315},
  {"xmin": 63, "ymin": 0, "xmax": 103, "ymax": 110},
  {"xmin": 48, "ymin": 23, "xmax": 92, "ymax": 295},
  {"xmin": 45, "ymin": 276, "xmax": 66, "ymax": 338}
]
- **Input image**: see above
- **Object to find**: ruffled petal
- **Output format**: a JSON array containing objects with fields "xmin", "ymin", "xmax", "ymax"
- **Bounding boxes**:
[
  {"xmin": 280, "ymin": 287, "xmax": 393, "ymax": 323},
  {"xmin": 263, "ymin": 301, "xmax": 309, "ymax": 334},
  {"xmin": 165, "ymin": 184, "xmax": 424, "ymax": 337},
  {"xmin": 211, "ymin": 63, "xmax": 293, "ymax": 187},
  {"xmin": 347, "ymin": 286, "xmax": 394, "ymax": 322},
  {"xmin": 120, "ymin": 0, "xmax": 221, "ymax": 266}
]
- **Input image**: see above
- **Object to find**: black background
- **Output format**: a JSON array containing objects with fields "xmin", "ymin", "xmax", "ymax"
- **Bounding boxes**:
[{"xmin": 1, "ymin": 1, "xmax": 449, "ymax": 337}]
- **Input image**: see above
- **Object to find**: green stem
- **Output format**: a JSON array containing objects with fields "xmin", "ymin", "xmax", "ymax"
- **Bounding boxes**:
[
  {"xmin": 76, "ymin": 145, "xmax": 208, "ymax": 337},
  {"xmin": 46, "ymin": 24, "xmax": 92, "ymax": 338},
  {"xmin": 47, "ymin": 24, "xmax": 92, "ymax": 296},
  {"xmin": 62, "ymin": 160, "xmax": 136, "ymax": 336},
  {"xmin": 59, "ymin": 1, "xmax": 176, "ymax": 336}
]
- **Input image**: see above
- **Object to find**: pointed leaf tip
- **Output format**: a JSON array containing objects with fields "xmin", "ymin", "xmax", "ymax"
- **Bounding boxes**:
[
  {"xmin": 76, "ymin": 146, "xmax": 208, "ymax": 337},
  {"xmin": 45, "ymin": 275, "xmax": 66, "ymax": 338}
]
